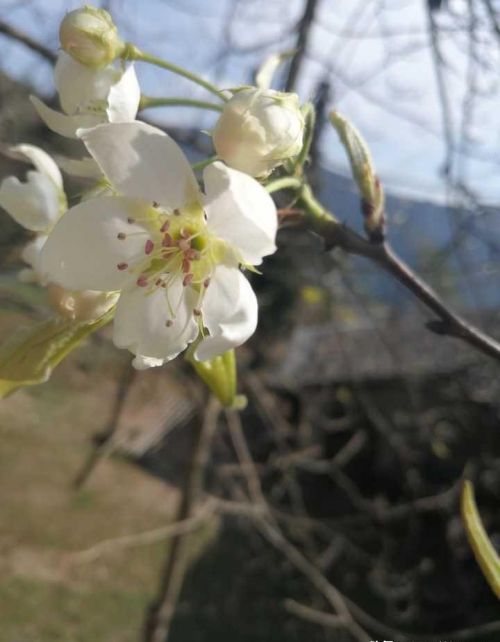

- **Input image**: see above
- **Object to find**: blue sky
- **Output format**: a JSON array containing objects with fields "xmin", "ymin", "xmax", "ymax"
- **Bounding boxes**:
[{"xmin": 1, "ymin": 0, "xmax": 500, "ymax": 204}]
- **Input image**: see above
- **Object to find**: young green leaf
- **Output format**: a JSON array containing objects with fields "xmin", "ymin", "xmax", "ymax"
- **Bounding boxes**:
[
  {"xmin": 461, "ymin": 480, "xmax": 500, "ymax": 600},
  {"xmin": 0, "ymin": 310, "xmax": 113, "ymax": 398},
  {"xmin": 329, "ymin": 110, "xmax": 385, "ymax": 241}
]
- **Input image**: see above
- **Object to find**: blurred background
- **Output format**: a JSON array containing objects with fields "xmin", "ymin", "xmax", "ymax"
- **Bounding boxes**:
[{"xmin": 1, "ymin": 1, "xmax": 500, "ymax": 640}]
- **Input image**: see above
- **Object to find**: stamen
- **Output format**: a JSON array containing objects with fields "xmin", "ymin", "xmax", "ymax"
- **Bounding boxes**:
[
  {"xmin": 165, "ymin": 319, "xmax": 174, "ymax": 327},
  {"xmin": 117, "ymin": 232, "xmax": 126, "ymax": 240},
  {"xmin": 137, "ymin": 275, "xmax": 148, "ymax": 287},
  {"xmin": 204, "ymin": 278, "xmax": 211, "ymax": 288},
  {"xmin": 162, "ymin": 233, "xmax": 173, "ymax": 247},
  {"xmin": 178, "ymin": 239, "xmax": 191, "ymax": 252},
  {"xmin": 180, "ymin": 228, "xmax": 190, "ymax": 239},
  {"xmin": 117, "ymin": 262, "xmax": 128, "ymax": 271},
  {"xmin": 183, "ymin": 274, "xmax": 193, "ymax": 286},
  {"xmin": 160, "ymin": 220, "xmax": 170, "ymax": 233},
  {"xmin": 127, "ymin": 217, "xmax": 135, "ymax": 224},
  {"xmin": 185, "ymin": 248, "xmax": 200, "ymax": 261},
  {"xmin": 152, "ymin": 201, "xmax": 160, "ymax": 208},
  {"xmin": 182, "ymin": 258, "xmax": 191, "ymax": 274},
  {"xmin": 173, "ymin": 208, "xmax": 180, "ymax": 216},
  {"xmin": 193, "ymin": 308, "xmax": 202, "ymax": 316},
  {"xmin": 145, "ymin": 239, "xmax": 154, "ymax": 255}
]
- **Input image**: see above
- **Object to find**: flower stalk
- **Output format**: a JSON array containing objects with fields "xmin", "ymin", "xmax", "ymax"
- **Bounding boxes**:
[
  {"xmin": 124, "ymin": 44, "xmax": 227, "ymax": 101},
  {"xmin": 139, "ymin": 95, "xmax": 223, "ymax": 112},
  {"xmin": 293, "ymin": 101, "xmax": 315, "ymax": 174}
]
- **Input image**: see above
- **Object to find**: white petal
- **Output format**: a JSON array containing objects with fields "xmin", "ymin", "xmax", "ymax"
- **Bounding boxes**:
[
  {"xmin": 106, "ymin": 64, "xmax": 140, "ymax": 123},
  {"xmin": 31, "ymin": 95, "xmax": 104, "ymax": 139},
  {"xmin": 78, "ymin": 121, "xmax": 200, "ymax": 209},
  {"xmin": 113, "ymin": 278, "xmax": 198, "ymax": 361},
  {"xmin": 132, "ymin": 355, "xmax": 165, "ymax": 370},
  {"xmin": 54, "ymin": 155, "xmax": 102, "ymax": 178},
  {"xmin": 194, "ymin": 265, "xmax": 258, "ymax": 361},
  {"xmin": 203, "ymin": 162, "xmax": 277, "ymax": 265},
  {"xmin": 9, "ymin": 144, "xmax": 63, "ymax": 189},
  {"xmin": 21, "ymin": 235, "xmax": 48, "ymax": 284},
  {"xmin": 54, "ymin": 52, "xmax": 117, "ymax": 115},
  {"xmin": 40, "ymin": 195, "xmax": 150, "ymax": 291},
  {"xmin": 0, "ymin": 171, "xmax": 61, "ymax": 232}
]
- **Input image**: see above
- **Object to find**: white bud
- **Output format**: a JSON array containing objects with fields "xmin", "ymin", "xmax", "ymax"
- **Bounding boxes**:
[
  {"xmin": 59, "ymin": 5, "xmax": 123, "ymax": 69},
  {"xmin": 213, "ymin": 88, "xmax": 305, "ymax": 178}
]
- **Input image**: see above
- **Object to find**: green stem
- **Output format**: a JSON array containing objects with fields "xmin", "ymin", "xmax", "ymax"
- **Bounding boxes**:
[
  {"xmin": 293, "ymin": 102, "xmax": 316, "ymax": 173},
  {"xmin": 140, "ymin": 95, "xmax": 223, "ymax": 112},
  {"xmin": 191, "ymin": 155, "xmax": 218, "ymax": 172},
  {"xmin": 299, "ymin": 183, "xmax": 339, "ymax": 225},
  {"xmin": 125, "ymin": 44, "xmax": 227, "ymax": 101},
  {"xmin": 265, "ymin": 176, "xmax": 303, "ymax": 194}
]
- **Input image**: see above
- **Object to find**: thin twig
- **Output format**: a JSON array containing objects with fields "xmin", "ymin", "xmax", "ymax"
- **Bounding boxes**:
[
  {"xmin": 254, "ymin": 517, "xmax": 370, "ymax": 642},
  {"xmin": 285, "ymin": 0, "xmax": 320, "ymax": 92},
  {"xmin": 67, "ymin": 500, "xmax": 217, "ymax": 565},
  {"xmin": 299, "ymin": 185, "xmax": 500, "ymax": 364},
  {"xmin": 225, "ymin": 409, "xmax": 267, "ymax": 508},
  {"xmin": 144, "ymin": 396, "xmax": 221, "ymax": 642},
  {"xmin": 73, "ymin": 362, "xmax": 136, "ymax": 490},
  {"xmin": 225, "ymin": 409, "xmax": 370, "ymax": 642},
  {"xmin": 284, "ymin": 599, "xmax": 347, "ymax": 629},
  {"xmin": 0, "ymin": 19, "xmax": 56, "ymax": 63}
]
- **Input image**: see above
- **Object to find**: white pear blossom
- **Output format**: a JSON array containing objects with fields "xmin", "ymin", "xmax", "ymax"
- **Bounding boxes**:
[
  {"xmin": 0, "ymin": 144, "xmax": 65, "ymax": 233},
  {"xmin": 0, "ymin": 144, "xmax": 67, "ymax": 284},
  {"xmin": 213, "ymin": 87, "xmax": 305, "ymax": 178},
  {"xmin": 59, "ymin": 5, "xmax": 123, "ymax": 70},
  {"xmin": 0, "ymin": 144, "xmax": 116, "ymax": 321},
  {"xmin": 40, "ymin": 121, "xmax": 278, "ymax": 368},
  {"xmin": 31, "ymin": 52, "xmax": 140, "ymax": 139}
]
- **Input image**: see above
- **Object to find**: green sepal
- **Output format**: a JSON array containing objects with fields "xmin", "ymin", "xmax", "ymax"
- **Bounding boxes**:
[
  {"xmin": 461, "ymin": 480, "xmax": 500, "ymax": 600},
  {"xmin": 255, "ymin": 50, "xmax": 297, "ymax": 90},
  {"xmin": 0, "ymin": 309, "xmax": 114, "ymax": 398},
  {"xmin": 188, "ymin": 349, "xmax": 242, "ymax": 408}
]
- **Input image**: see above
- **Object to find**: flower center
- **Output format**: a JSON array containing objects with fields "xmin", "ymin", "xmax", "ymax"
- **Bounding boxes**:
[{"xmin": 115, "ymin": 202, "xmax": 227, "ymax": 325}]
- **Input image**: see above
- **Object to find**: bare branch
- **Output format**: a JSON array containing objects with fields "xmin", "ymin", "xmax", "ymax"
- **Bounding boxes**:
[
  {"xmin": 284, "ymin": 599, "xmax": 349, "ymax": 629},
  {"xmin": 285, "ymin": 0, "xmax": 320, "ymax": 91},
  {"xmin": 0, "ymin": 18, "xmax": 56, "ymax": 64},
  {"xmin": 299, "ymin": 186, "xmax": 500, "ymax": 364},
  {"xmin": 144, "ymin": 396, "xmax": 221, "ymax": 642},
  {"xmin": 67, "ymin": 500, "xmax": 217, "ymax": 565},
  {"xmin": 224, "ymin": 408, "xmax": 370, "ymax": 642},
  {"xmin": 73, "ymin": 362, "xmax": 136, "ymax": 490}
]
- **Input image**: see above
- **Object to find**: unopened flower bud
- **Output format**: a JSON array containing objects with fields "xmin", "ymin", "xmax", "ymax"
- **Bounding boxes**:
[
  {"xmin": 213, "ymin": 87, "xmax": 305, "ymax": 178},
  {"xmin": 59, "ymin": 5, "xmax": 123, "ymax": 69}
]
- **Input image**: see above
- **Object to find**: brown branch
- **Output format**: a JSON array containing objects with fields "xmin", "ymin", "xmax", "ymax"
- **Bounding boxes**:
[
  {"xmin": 143, "ymin": 396, "xmax": 221, "ymax": 642},
  {"xmin": 425, "ymin": 2, "xmax": 454, "ymax": 175},
  {"xmin": 284, "ymin": 599, "xmax": 348, "ymax": 629},
  {"xmin": 300, "ymin": 190, "xmax": 500, "ymax": 364},
  {"xmin": 224, "ymin": 409, "xmax": 371, "ymax": 642},
  {"xmin": 284, "ymin": 0, "xmax": 320, "ymax": 92},
  {"xmin": 483, "ymin": 0, "xmax": 500, "ymax": 40},
  {"xmin": 254, "ymin": 517, "xmax": 370, "ymax": 642},
  {"xmin": 73, "ymin": 362, "xmax": 136, "ymax": 490},
  {"xmin": 0, "ymin": 19, "xmax": 56, "ymax": 64},
  {"xmin": 67, "ymin": 500, "xmax": 217, "ymax": 565}
]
